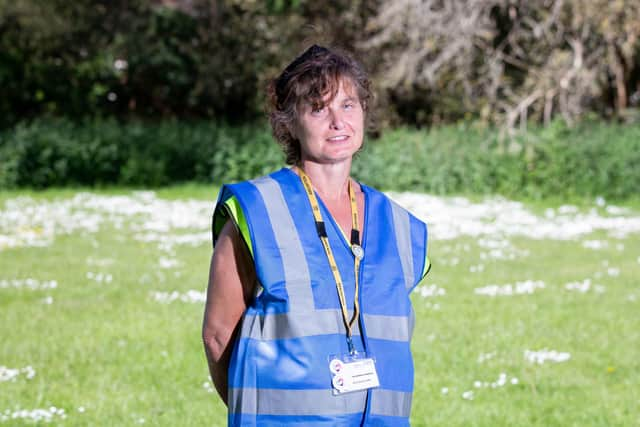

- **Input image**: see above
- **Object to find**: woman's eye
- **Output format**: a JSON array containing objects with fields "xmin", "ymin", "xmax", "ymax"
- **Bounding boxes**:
[
  {"xmin": 344, "ymin": 103, "xmax": 354, "ymax": 110},
  {"xmin": 311, "ymin": 107, "xmax": 325, "ymax": 115}
]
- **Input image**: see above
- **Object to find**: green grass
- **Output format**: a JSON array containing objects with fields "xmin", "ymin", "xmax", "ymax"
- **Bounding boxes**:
[
  {"xmin": 411, "ymin": 234, "xmax": 640, "ymax": 426},
  {"xmin": 1, "ymin": 187, "xmax": 638, "ymax": 426}
]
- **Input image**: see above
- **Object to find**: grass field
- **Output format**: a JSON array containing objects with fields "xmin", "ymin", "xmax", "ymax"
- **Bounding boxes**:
[{"xmin": 1, "ymin": 186, "xmax": 638, "ymax": 426}]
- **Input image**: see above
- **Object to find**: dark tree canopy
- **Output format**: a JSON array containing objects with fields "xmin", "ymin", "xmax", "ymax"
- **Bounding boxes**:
[{"xmin": 1, "ymin": 0, "xmax": 638, "ymax": 129}]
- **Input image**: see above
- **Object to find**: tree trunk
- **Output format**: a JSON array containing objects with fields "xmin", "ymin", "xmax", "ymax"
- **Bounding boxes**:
[{"xmin": 608, "ymin": 41, "xmax": 628, "ymax": 112}]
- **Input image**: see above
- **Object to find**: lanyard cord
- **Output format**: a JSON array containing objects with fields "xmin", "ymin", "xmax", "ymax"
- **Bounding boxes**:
[{"xmin": 298, "ymin": 168, "xmax": 363, "ymax": 354}]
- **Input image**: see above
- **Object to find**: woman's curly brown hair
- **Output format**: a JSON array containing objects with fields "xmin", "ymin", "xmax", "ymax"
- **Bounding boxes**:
[{"xmin": 267, "ymin": 45, "xmax": 372, "ymax": 165}]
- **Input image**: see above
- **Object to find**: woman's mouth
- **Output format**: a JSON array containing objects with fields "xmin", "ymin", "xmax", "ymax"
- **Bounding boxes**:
[{"xmin": 327, "ymin": 135, "xmax": 349, "ymax": 142}]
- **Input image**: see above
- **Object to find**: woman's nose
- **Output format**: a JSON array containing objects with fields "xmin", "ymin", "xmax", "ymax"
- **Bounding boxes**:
[{"xmin": 329, "ymin": 109, "xmax": 345, "ymax": 130}]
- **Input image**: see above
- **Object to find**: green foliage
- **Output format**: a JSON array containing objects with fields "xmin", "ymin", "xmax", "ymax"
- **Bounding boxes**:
[
  {"xmin": 352, "ymin": 121, "xmax": 640, "ymax": 200},
  {"xmin": 0, "ymin": 1, "xmax": 286, "ymax": 127},
  {"xmin": 0, "ymin": 1, "xmax": 135, "ymax": 126},
  {"xmin": 0, "ymin": 119, "xmax": 284, "ymax": 188},
  {"xmin": 1, "ymin": 119, "xmax": 639, "ymax": 200},
  {"xmin": 2, "ymin": 1, "xmax": 639, "ymax": 131},
  {"xmin": 0, "ymin": 1, "xmax": 381, "ymax": 129}
]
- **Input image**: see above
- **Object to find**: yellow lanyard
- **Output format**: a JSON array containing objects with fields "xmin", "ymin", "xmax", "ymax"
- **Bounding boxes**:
[{"xmin": 298, "ymin": 168, "xmax": 363, "ymax": 354}]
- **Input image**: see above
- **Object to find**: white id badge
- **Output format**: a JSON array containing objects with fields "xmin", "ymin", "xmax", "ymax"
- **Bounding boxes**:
[{"xmin": 328, "ymin": 352, "xmax": 380, "ymax": 395}]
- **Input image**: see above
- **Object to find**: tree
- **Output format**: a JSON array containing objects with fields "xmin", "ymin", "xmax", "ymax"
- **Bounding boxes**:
[{"xmin": 361, "ymin": 0, "xmax": 640, "ymax": 129}]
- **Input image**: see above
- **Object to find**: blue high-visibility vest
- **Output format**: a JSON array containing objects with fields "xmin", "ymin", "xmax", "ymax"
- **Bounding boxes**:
[{"xmin": 213, "ymin": 168, "xmax": 429, "ymax": 426}]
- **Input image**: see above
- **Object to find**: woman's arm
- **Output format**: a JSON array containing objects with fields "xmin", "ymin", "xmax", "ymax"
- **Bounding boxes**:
[{"xmin": 202, "ymin": 219, "xmax": 256, "ymax": 405}]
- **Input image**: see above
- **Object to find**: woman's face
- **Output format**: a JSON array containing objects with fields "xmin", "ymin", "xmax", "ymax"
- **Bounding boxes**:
[{"xmin": 294, "ymin": 79, "xmax": 364, "ymax": 165}]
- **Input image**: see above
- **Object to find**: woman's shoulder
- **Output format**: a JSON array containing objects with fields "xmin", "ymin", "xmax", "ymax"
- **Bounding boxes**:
[
  {"xmin": 359, "ymin": 183, "xmax": 428, "ymax": 225},
  {"xmin": 357, "ymin": 181, "xmax": 388, "ymax": 201},
  {"xmin": 221, "ymin": 167, "xmax": 290, "ymax": 187},
  {"xmin": 218, "ymin": 167, "xmax": 302, "ymax": 208},
  {"xmin": 219, "ymin": 168, "xmax": 291, "ymax": 194}
]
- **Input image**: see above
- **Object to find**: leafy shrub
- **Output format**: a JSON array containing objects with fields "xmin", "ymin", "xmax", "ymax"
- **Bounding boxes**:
[
  {"xmin": 353, "ymin": 120, "xmax": 640, "ymax": 200},
  {"xmin": 0, "ymin": 119, "xmax": 283, "ymax": 188},
  {"xmin": 1, "ymin": 118, "xmax": 638, "ymax": 200}
]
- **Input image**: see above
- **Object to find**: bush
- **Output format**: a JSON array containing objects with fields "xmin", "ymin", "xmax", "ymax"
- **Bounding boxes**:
[
  {"xmin": 0, "ymin": 119, "xmax": 284, "ymax": 188},
  {"xmin": 352, "ymin": 120, "xmax": 640, "ymax": 200},
  {"xmin": 1, "ymin": 118, "xmax": 638, "ymax": 200}
]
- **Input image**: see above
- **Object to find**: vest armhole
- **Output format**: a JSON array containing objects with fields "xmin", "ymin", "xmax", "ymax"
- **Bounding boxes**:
[
  {"xmin": 212, "ymin": 196, "xmax": 254, "ymax": 258},
  {"xmin": 415, "ymin": 221, "xmax": 430, "ymax": 287},
  {"xmin": 420, "ymin": 256, "xmax": 431, "ymax": 280}
]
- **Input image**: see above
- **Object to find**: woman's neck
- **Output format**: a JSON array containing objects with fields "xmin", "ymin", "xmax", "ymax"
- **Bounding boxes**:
[{"xmin": 295, "ymin": 160, "xmax": 352, "ymax": 202}]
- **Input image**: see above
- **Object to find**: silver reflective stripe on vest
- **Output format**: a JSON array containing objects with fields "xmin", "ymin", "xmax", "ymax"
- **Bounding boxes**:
[
  {"xmin": 363, "ymin": 313, "xmax": 409, "ymax": 342},
  {"xmin": 229, "ymin": 387, "xmax": 367, "ymax": 416},
  {"xmin": 370, "ymin": 389, "xmax": 412, "ymax": 417},
  {"xmin": 240, "ymin": 310, "xmax": 360, "ymax": 340},
  {"xmin": 239, "ymin": 311, "xmax": 410, "ymax": 341},
  {"xmin": 252, "ymin": 176, "xmax": 315, "ymax": 311},
  {"xmin": 390, "ymin": 201, "xmax": 414, "ymax": 290}
]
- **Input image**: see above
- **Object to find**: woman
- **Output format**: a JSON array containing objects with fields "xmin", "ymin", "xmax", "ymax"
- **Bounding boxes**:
[{"xmin": 202, "ymin": 45, "xmax": 430, "ymax": 426}]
